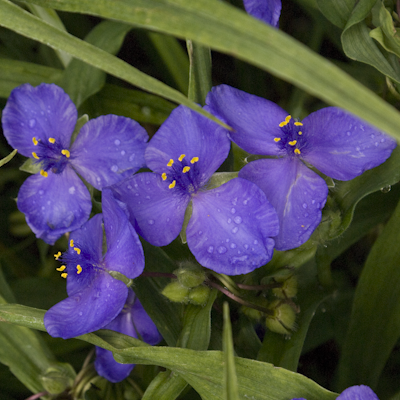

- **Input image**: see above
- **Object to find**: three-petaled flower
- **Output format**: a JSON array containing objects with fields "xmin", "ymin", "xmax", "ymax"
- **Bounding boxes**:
[
  {"xmin": 292, "ymin": 384, "xmax": 379, "ymax": 400},
  {"xmin": 1, "ymin": 83, "xmax": 148, "ymax": 244},
  {"xmin": 111, "ymin": 105, "xmax": 279, "ymax": 276},
  {"xmin": 44, "ymin": 188, "xmax": 144, "ymax": 339},
  {"xmin": 95, "ymin": 289, "xmax": 162, "ymax": 383},
  {"xmin": 206, "ymin": 85, "xmax": 396, "ymax": 250}
]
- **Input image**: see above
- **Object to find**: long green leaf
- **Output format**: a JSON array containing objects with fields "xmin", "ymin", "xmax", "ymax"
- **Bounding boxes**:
[{"xmin": 14, "ymin": 0, "xmax": 400, "ymax": 141}]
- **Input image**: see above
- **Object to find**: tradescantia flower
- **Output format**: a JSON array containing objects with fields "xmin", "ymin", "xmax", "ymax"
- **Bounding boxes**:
[
  {"xmin": 292, "ymin": 384, "xmax": 379, "ymax": 400},
  {"xmin": 243, "ymin": 0, "xmax": 281, "ymax": 27},
  {"xmin": 95, "ymin": 289, "xmax": 162, "ymax": 383},
  {"xmin": 206, "ymin": 85, "xmax": 396, "ymax": 250},
  {"xmin": 111, "ymin": 105, "xmax": 279, "ymax": 276},
  {"xmin": 44, "ymin": 188, "xmax": 144, "ymax": 339},
  {"xmin": 1, "ymin": 83, "xmax": 148, "ymax": 244}
]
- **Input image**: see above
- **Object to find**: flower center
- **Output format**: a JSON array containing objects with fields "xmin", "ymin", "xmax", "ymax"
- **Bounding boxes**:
[
  {"xmin": 54, "ymin": 239, "xmax": 98, "ymax": 279},
  {"xmin": 161, "ymin": 154, "xmax": 201, "ymax": 194},
  {"xmin": 273, "ymin": 115, "xmax": 304, "ymax": 156},
  {"xmin": 31, "ymin": 136, "xmax": 71, "ymax": 177}
]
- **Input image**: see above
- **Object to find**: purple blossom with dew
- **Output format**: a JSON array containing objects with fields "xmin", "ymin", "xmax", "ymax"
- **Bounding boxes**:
[
  {"xmin": 206, "ymin": 84, "xmax": 396, "ymax": 250},
  {"xmin": 1, "ymin": 83, "xmax": 148, "ymax": 244},
  {"xmin": 44, "ymin": 188, "xmax": 144, "ymax": 339},
  {"xmin": 95, "ymin": 289, "xmax": 162, "ymax": 383},
  {"xmin": 111, "ymin": 105, "xmax": 279, "ymax": 276},
  {"xmin": 292, "ymin": 384, "xmax": 379, "ymax": 400},
  {"xmin": 243, "ymin": 0, "xmax": 281, "ymax": 27}
]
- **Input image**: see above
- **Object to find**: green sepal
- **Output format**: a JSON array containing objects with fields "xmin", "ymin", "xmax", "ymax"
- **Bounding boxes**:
[{"xmin": 19, "ymin": 157, "xmax": 42, "ymax": 174}]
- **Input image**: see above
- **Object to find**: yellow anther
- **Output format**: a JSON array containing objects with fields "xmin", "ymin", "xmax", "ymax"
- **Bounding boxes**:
[
  {"xmin": 288, "ymin": 140, "xmax": 297, "ymax": 146},
  {"xmin": 167, "ymin": 159, "xmax": 174, "ymax": 167},
  {"xmin": 32, "ymin": 137, "xmax": 38, "ymax": 146},
  {"xmin": 190, "ymin": 157, "xmax": 199, "ymax": 164},
  {"xmin": 40, "ymin": 170, "xmax": 48, "ymax": 177},
  {"xmin": 182, "ymin": 166, "xmax": 190, "ymax": 173},
  {"xmin": 61, "ymin": 273, "xmax": 68, "ymax": 279},
  {"xmin": 70, "ymin": 239, "xmax": 74, "ymax": 247},
  {"xmin": 48, "ymin": 137, "xmax": 56, "ymax": 144},
  {"xmin": 279, "ymin": 115, "xmax": 292, "ymax": 127},
  {"xmin": 169, "ymin": 180, "xmax": 176, "ymax": 189},
  {"xmin": 74, "ymin": 247, "xmax": 81, "ymax": 255},
  {"xmin": 298, "ymin": 131, "xmax": 303, "ymax": 135},
  {"xmin": 32, "ymin": 152, "xmax": 39, "ymax": 159},
  {"xmin": 61, "ymin": 149, "xmax": 70, "ymax": 158},
  {"xmin": 294, "ymin": 122, "xmax": 303, "ymax": 126},
  {"xmin": 294, "ymin": 149, "xmax": 301, "ymax": 155},
  {"xmin": 161, "ymin": 172, "xmax": 167, "ymax": 181},
  {"xmin": 273, "ymin": 138, "xmax": 281, "ymax": 143},
  {"xmin": 178, "ymin": 154, "xmax": 185, "ymax": 162},
  {"xmin": 54, "ymin": 251, "xmax": 62, "ymax": 260},
  {"xmin": 56, "ymin": 265, "xmax": 66, "ymax": 272},
  {"xmin": 76, "ymin": 265, "xmax": 83, "ymax": 274}
]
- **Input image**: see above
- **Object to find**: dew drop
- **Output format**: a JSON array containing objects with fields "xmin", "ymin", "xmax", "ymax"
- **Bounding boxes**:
[
  {"xmin": 380, "ymin": 138, "xmax": 386, "ymax": 143},
  {"xmin": 111, "ymin": 165, "xmax": 118, "ymax": 172},
  {"xmin": 381, "ymin": 185, "xmax": 391, "ymax": 193},
  {"xmin": 148, "ymin": 219, "xmax": 155, "ymax": 225},
  {"xmin": 234, "ymin": 216, "xmax": 242, "ymax": 224},
  {"xmin": 231, "ymin": 207, "xmax": 236, "ymax": 214},
  {"xmin": 232, "ymin": 227, "xmax": 239, "ymax": 234},
  {"xmin": 78, "ymin": 312, "xmax": 83, "ymax": 316},
  {"xmin": 370, "ymin": 134, "xmax": 375, "ymax": 139},
  {"xmin": 114, "ymin": 139, "xmax": 121, "ymax": 145},
  {"xmin": 355, "ymin": 146, "xmax": 360, "ymax": 151},
  {"xmin": 29, "ymin": 119, "xmax": 36, "ymax": 128},
  {"xmin": 129, "ymin": 154, "xmax": 136, "ymax": 162},
  {"xmin": 198, "ymin": 230, "xmax": 203, "ymax": 235},
  {"xmin": 253, "ymin": 239, "xmax": 258, "ymax": 245},
  {"xmin": 217, "ymin": 208, "xmax": 221, "ymax": 213},
  {"xmin": 217, "ymin": 246, "xmax": 227, "ymax": 254},
  {"xmin": 244, "ymin": 244, "xmax": 249, "ymax": 249},
  {"xmin": 166, "ymin": 218, "xmax": 170, "ymax": 222},
  {"xmin": 230, "ymin": 243, "xmax": 237, "ymax": 249},
  {"xmin": 302, "ymin": 203, "xmax": 307, "ymax": 209},
  {"xmin": 374, "ymin": 142, "xmax": 379, "ymax": 147},
  {"xmin": 232, "ymin": 197, "xmax": 238, "ymax": 206},
  {"xmin": 226, "ymin": 238, "xmax": 230, "ymax": 243},
  {"xmin": 304, "ymin": 213, "xmax": 309, "ymax": 217},
  {"xmin": 134, "ymin": 183, "xmax": 138, "ymax": 188},
  {"xmin": 227, "ymin": 218, "xmax": 232, "ymax": 224},
  {"xmin": 145, "ymin": 195, "xmax": 150, "ymax": 200},
  {"xmin": 121, "ymin": 150, "xmax": 126, "ymax": 156},
  {"xmin": 243, "ymin": 199, "xmax": 249, "ymax": 205},
  {"xmin": 68, "ymin": 186, "xmax": 75, "ymax": 195},
  {"xmin": 311, "ymin": 199, "xmax": 315, "ymax": 205},
  {"xmin": 346, "ymin": 131, "xmax": 351, "ymax": 136},
  {"xmin": 38, "ymin": 190, "xmax": 44, "ymax": 195},
  {"xmin": 207, "ymin": 246, "xmax": 214, "ymax": 254},
  {"xmin": 135, "ymin": 193, "xmax": 139, "ymax": 197},
  {"xmin": 216, "ymin": 192, "xmax": 220, "ymax": 197}
]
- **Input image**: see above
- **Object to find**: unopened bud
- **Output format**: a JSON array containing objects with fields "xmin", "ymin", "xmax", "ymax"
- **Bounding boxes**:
[
  {"xmin": 241, "ymin": 306, "xmax": 262, "ymax": 321},
  {"xmin": 272, "ymin": 275, "xmax": 298, "ymax": 299},
  {"xmin": 265, "ymin": 300, "xmax": 296, "ymax": 335},
  {"xmin": 162, "ymin": 281, "xmax": 190, "ymax": 303},
  {"xmin": 40, "ymin": 364, "xmax": 75, "ymax": 394},
  {"xmin": 189, "ymin": 285, "xmax": 210, "ymax": 306},
  {"xmin": 175, "ymin": 263, "xmax": 206, "ymax": 288}
]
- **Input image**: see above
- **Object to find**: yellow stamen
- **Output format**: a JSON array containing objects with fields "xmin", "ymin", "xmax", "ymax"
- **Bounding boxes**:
[
  {"xmin": 61, "ymin": 273, "xmax": 68, "ymax": 279},
  {"xmin": 279, "ymin": 115, "xmax": 292, "ymax": 127},
  {"xmin": 32, "ymin": 152, "xmax": 39, "ymax": 159},
  {"xmin": 178, "ymin": 154, "xmax": 185, "ymax": 162},
  {"xmin": 54, "ymin": 251, "xmax": 62, "ymax": 260},
  {"xmin": 294, "ymin": 149, "xmax": 301, "ymax": 155},
  {"xmin": 167, "ymin": 159, "xmax": 174, "ymax": 167},
  {"xmin": 56, "ymin": 265, "xmax": 66, "ymax": 272},
  {"xmin": 274, "ymin": 138, "xmax": 281, "ymax": 143},
  {"xmin": 74, "ymin": 247, "xmax": 81, "ymax": 255},
  {"xmin": 190, "ymin": 157, "xmax": 199, "ymax": 164},
  {"xmin": 40, "ymin": 170, "xmax": 48, "ymax": 177},
  {"xmin": 288, "ymin": 140, "xmax": 297, "ymax": 146},
  {"xmin": 32, "ymin": 137, "xmax": 38, "ymax": 146},
  {"xmin": 76, "ymin": 265, "xmax": 82, "ymax": 274},
  {"xmin": 61, "ymin": 149, "xmax": 70, "ymax": 158},
  {"xmin": 294, "ymin": 122, "xmax": 303, "ymax": 126},
  {"xmin": 161, "ymin": 172, "xmax": 167, "ymax": 181},
  {"xmin": 70, "ymin": 239, "xmax": 74, "ymax": 247},
  {"xmin": 182, "ymin": 166, "xmax": 190, "ymax": 173},
  {"xmin": 298, "ymin": 131, "xmax": 303, "ymax": 135},
  {"xmin": 169, "ymin": 180, "xmax": 176, "ymax": 189},
  {"xmin": 48, "ymin": 137, "xmax": 56, "ymax": 144}
]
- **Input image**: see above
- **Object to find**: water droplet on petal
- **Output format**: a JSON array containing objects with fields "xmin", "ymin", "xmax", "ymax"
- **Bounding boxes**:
[
  {"xmin": 227, "ymin": 218, "xmax": 232, "ymax": 224},
  {"xmin": 38, "ymin": 190, "xmax": 44, "ymax": 195},
  {"xmin": 230, "ymin": 243, "xmax": 237, "ymax": 249},
  {"xmin": 121, "ymin": 150, "xmax": 126, "ymax": 156},
  {"xmin": 232, "ymin": 197, "xmax": 238, "ymax": 206},
  {"xmin": 129, "ymin": 154, "xmax": 136, "ymax": 162},
  {"xmin": 68, "ymin": 186, "xmax": 75, "ymax": 195},
  {"xmin": 111, "ymin": 165, "xmax": 118, "ymax": 172},
  {"xmin": 198, "ymin": 230, "xmax": 203, "ymax": 235},
  {"xmin": 217, "ymin": 208, "xmax": 221, "ymax": 212},
  {"xmin": 311, "ymin": 200, "xmax": 315, "ymax": 205},
  {"xmin": 114, "ymin": 139, "xmax": 121, "ymax": 145},
  {"xmin": 380, "ymin": 138, "xmax": 386, "ymax": 143},
  {"xmin": 234, "ymin": 216, "xmax": 242, "ymax": 224},
  {"xmin": 217, "ymin": 246, "xmax": 227, "ymax": 254},
  {"xmin": 145, "ymin": 195, "xmax": 150, "ymax": 200},
  {"xmin": 346, "ymin": 131, "xmax": 351, "ymax": 136},
  {"xmin": 207, "ymin": 246, "xmax": 214, "ymax": 254},
  {"xmin": 244, "ymin": 244, "xmax": 249, "ymax": 249},
  {"xmin": 243, "ymin": 199, "xmax": 249, "ymax": 205},
  {"xmin": 302, "ymin": 203, "xmax": 307, "ymax": 209},
  {"xmin": 355, "ymin": 146, "xmax": 360, "ymax": 151},
  {"xmin": 232, "ymin": 227, "xmax": 238, "ymax": 234},
  {"xmin": 231, "ymin": 208, "xmax": 236, "ymax": 214},
  {"xmin": 148, "ymin": 219, "xmax": 155, "ymax": 225},
  {"xmin": 253, "ymin": 239, "xmax": 258, "ymax": 245},
  {"xmin": 29, "ymin": 119, "xmax": 36, "ymax": 128}
]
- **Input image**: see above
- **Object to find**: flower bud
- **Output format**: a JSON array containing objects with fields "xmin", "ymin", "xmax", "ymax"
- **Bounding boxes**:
[
  {"xmin": 162, "ymin": 280, "xmax": 190, "ymax": 303},
  {"xmin": 272, "ymin": 275, "xmax": 298, "ymax": 299},
  {"xmin": 174, "ymin": 263, "xmax": 206, "ymax": 288},
  {"xmin": 241, "ymin": 305, "xmax": 263, "ymax": 321},
  {"xmin": 189, "ymin": 285, "xmax": 211, "ymax": 306},
  {"xmin": 40, "ymin": 364, "xmax": 75, "ymax": 395},
  {"xmin": 265, "ymin": 300, "xmax": 297, "ymax": 335}
]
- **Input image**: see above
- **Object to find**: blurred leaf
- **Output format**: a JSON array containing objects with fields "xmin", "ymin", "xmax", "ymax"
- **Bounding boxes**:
[
  {"xmin": 337, "ymin": 198, "xmax": 400, "ymax": 390},
  {"xmin": 13, "ymin": 0, "xmax": 400, "ymax": 141},
  {"xmin": 60, "ymin": 20, "xmax": 132, "ymax": 107},
  {"xmin": 0, "ymin": 149, "xmax": 17, "ymax": 168},
  {"xmin": 222, "ymin": 302, "xmax": 240, "ymax": 400},
  {"xmin": 0, "ymin": 58, "xmax": 62, "ymax": 98},
  {"xmin": 316, "ymin": 0, "xmax": 355, "ymax": 29}
]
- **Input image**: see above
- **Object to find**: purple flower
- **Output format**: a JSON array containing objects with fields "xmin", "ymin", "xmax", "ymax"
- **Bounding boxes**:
[
  {"xmin": 243, "ymin": 0, "xmax": 281, "ymax": 27},
  {"xmin": 292, "ymin": 384, "xmax": 379, "ymax": 400},
  {"xmin": 206, "ymin": 85, "xmax": 396, "ymax": 250},
  {"xmin": 44, "ymin": 188, "xmax": 144, "ymax": 339},
  {"xmin": 111, "ymin": 105, "xmax": 279, "ymax": 276},
  {"xmin": 1, "ymin": 83, "xmax": 148, "ymax": 244},
  {"xmin": 95, "ymin": 289, "xmax": 162, "ymax": 383}
]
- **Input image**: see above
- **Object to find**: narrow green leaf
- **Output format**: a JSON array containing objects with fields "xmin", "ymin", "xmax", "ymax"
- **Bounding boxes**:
[
  {"xmin": 142, "ymin": 371, "xmax": 188, "ymax": 400},
  {"xmin": 337, "ymin": 198, "xmax": 400, "ymax": 390},
  {"xmin": 186, "ymin": 40, "xmax": 212, "ymax": 105},
  {"xmin": 222, "ymin": 302, "xmax": 240, "ymax": 400},
  {"xmin": 316, "ymin": 0, "xmax": 355, "ymax": 29},
  {"xmin": 0, "ymin": 149, "xmax": 17, "ymax": 168},
  {"xmin": 15, "ymin": 0, "xmax": 400, "ymax": 141}
]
